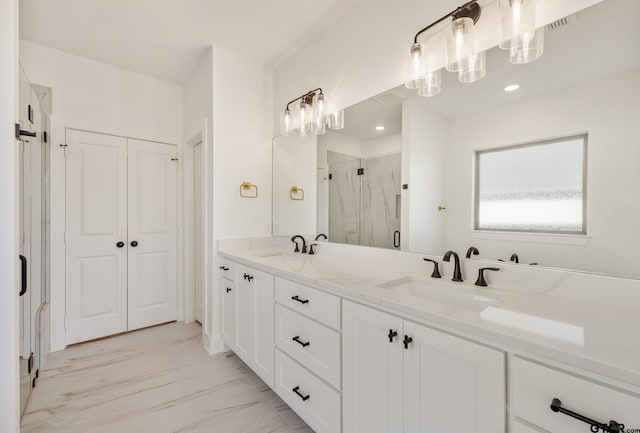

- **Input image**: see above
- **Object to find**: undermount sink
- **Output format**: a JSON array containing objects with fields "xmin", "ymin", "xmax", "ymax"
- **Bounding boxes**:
[
  {"xmin": 256, "ymin": 251, "xmax": 302, "ymax": 263},
  {"xmin": 377, "ymin": 276, "xmax": 500, "ymax": 312}
]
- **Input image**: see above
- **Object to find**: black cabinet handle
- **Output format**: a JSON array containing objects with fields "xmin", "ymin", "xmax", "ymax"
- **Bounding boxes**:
[
  {"xmin": 292, "ymin": 386, "xmax": 310, "ymax": 402},
  {"xmin": 403, "ymin": 335, "xmax": 413, "ymax": 349},
  {"xmin": 220, "ymin": 266, "xmax": 229, "ymax": 271},
  {"xmin": 226, "ymin": 287, "xmax": 232, "ymax": 293},
  {"xmin": 130, "ymin": 241, "xmax": 139, "ymax": 247},
  {"xmin": 116, "ymin": 241, "xmax": 125, "ymax": 248},
  {"xmin": 247, "ymin": 275, "xmax": 253, "ymax": 282},
  {"xmin": 388, "ymin": 329, "xmax": 398, "ymax": 343},
  {"xmin": 19, "ymin": 255, "xmax": 27, "ymax": 296},
  {"xmin": 28, "ymin": 353, "xmax": 34, "ymax": 374},
  {"xmin": 291, "ymin": 295, "xmax": 309, "ymax": 304},
  {"xmin": 550, "ymin": 398, "xmax": 625, "ymax": 433},
  {"xmin": 292, "ymin": 336, "xmax": 310, "ymax": 348},
  {"xmin": 393, "ymin": 230, "xmax": 400, "ymax": 248}
]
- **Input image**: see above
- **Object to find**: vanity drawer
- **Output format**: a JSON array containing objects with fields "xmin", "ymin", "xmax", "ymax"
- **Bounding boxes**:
[
  {"xmin": 511, "ymin": 418, "xmax": 547, "ymax": 433},
  {"xmin": 511, "ymin": 357, "xmax": 640, "ymax": 432},
  {"xmin": 275, "ymin": 277, "xmax": 341, "ymax": 330},
  {"xmin": 218, "ymin": 258, "xmax": 234, "ymax": 281},
  {"xmin": 275, "ymin": 304, "xmax": 341, "ymax": 389},
  {"xmin": 275, "ymin": 349, "xmax": 341, "ymax": 433}
]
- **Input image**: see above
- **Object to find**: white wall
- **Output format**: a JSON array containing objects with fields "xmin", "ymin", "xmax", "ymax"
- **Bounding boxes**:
[
  {"xmin": 0, "ymin": 0, "xmax": 19, "ymax": 430},
  {"xmin": 209, "ymin": 46, "xmax": 274, "ymax": 352},
  {"xmin": 402, "ymin": 100, "xmax": 446, "ymax": 254},
  {"xmin": 273, "ymin": 0, "xmax": 604, "ymax": 130},
  {"xmin": 19, "ymin": 40, "xmax": 184, "ymax": 352},
  {"xmin": 443, "ymin": 68, "xmax": 640, "ymax": 277},
  {"xmin": 182, "ymin": 49, "xmax": 214, "ymax": 342},
  {"xmin": 273, "ymin": 135, "xmax": 317, "ymax": 236},
  {"xmin": 362, "ymin": 133, "xmax": 401, "ymax": 158}
]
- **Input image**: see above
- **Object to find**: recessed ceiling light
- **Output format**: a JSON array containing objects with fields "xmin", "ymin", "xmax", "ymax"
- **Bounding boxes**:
[
  {"xmin": 376, "ymin": 126, "xmax": 385, "ymax": 131},
  {"xmin": 504, "ymin": 84, "xmax": 520, "ymax": 92}
]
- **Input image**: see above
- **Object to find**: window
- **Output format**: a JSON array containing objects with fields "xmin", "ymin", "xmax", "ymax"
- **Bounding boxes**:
[{"xmin": 475, "ymin": 135, "xmax": 587, "ymax": 234}]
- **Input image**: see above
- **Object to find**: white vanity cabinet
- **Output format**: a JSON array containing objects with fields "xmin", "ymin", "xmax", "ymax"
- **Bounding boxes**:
[
  {"xmin": 233, "ymin": 263, "xmax": 275, "ymax": 387},
  {"xmin": 219, "ymin": 259, "xmax": 235, "ymax": 349},
  {"xmin": 343, "ymin": 300, "xmax": 506, "ymax": 433}
]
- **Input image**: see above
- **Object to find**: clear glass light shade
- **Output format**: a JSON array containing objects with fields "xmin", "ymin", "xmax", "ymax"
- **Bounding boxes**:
[
  {"xmin": 417, "ymin": 70, "xmax": 442, "ymax": 97},
  {"xmin": 405, "ymin": 43, "xmax": 428, "ymax": 89},
  {"xmin": 509, "ymin": 27, "xmax": 544, "ymax": 64},
  {"xmin": 327, "ymin": 110, "xmax": 345, "ymax": 130},
  {"xmin": 499, "ymin": 0, "xmax": 536, "ymax": 49},
  {"xmin": 295, "ymin": 102, "xmax": 313, "ymax": 137},
  {"xmin": 459, "ymin": 51, "xmax": 486, "ymax": 83},
  {"xmin": 314, "ymin": 93, "xmax": 326, "ymax": 135},
  {"xmin": 446, "ymin": 17, "xmax": 475, "ymax": 72},
  {"xmin": 280, "ymin": 109, "xmax": 294, "ymax": 136}
]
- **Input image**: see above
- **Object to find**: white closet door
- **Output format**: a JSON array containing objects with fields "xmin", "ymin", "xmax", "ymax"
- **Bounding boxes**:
[
  {"xmin": 127, "ymin": 139, "xmax": 178, "ymax": 331},
  {"xmin": 65, "ymin": 130, "xmax": 128, "ymax": 345}
]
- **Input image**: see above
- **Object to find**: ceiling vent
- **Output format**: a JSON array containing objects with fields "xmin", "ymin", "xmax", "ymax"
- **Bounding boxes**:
[{"xmin": 546, "ymin": 14, "xmax": 578, "ymax": 31}]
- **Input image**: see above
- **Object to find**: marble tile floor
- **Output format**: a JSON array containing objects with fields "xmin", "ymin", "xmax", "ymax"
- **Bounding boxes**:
[{"xmin": 21, "ymin": 322, "xmax": 314, "ymax": 433}]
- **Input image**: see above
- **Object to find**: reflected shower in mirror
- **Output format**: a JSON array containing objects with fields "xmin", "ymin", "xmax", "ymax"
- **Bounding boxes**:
[{"xmin": 272, "ymin": 0, "xmax": 640, "ymax": 278}]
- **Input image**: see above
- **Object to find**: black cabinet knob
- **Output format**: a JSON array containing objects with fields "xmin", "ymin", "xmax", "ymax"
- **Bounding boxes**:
[
  {"xmin": 226, "ymin": 287, "xmax": 232, "ymax": 293},
  {"xmin": 116, "ymin": 241, "xmax": 125, "ymax": 248},
  {"xmin": 403, "ymin": 335, "xmax": 413, "ymax": 349},
  {"xmin": 131, "ymin": 241, "xmax": 139, "ymax": 247},
  {"xmin": 220, "ymin": 266, "xmax": 229, "ymax": 271},
  {"xmin": 388, "ymin": 329, "xmax": 398, "ymax": 343}
]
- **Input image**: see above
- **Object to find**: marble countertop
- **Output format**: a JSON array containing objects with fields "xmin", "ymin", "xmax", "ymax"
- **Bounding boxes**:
[{"xmin": 219, "ymin": 245, "xmax": 640, "ymax": 390}]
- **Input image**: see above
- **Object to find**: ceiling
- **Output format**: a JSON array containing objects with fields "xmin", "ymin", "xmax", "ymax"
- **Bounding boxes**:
[
  {"xmin": 340, "ymin": 0, "xmax": 640, "ymax": 138},
  {"xmin": 19, "ymin": 0, "xmax": 359, "ymax": 84}
]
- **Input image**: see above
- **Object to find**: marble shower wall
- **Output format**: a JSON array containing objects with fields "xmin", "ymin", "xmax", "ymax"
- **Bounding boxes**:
[
  {"xmin": 328, "ymin": 151, "xmax": 361, "ymax": 245},
  {"xmin": 361, "ymin": 153, "xmax": 401, "ymax": 249},
  {"xmin": 328, "ymin": 150, "xmax": 401, "ymax": 249}
]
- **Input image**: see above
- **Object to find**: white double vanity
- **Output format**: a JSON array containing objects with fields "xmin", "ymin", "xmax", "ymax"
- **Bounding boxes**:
[{"xmin": 217, "ymin": 238, "xmax": 640, "ymax": 433}]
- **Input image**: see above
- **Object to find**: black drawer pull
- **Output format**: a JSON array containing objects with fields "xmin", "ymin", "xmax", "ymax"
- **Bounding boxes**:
[
  {"xmin": 219, "ymin": 266, "xmax": 229, "ymax": 271},
  {"xmin": 388, "ymin": 329, "xmax": 398, "ymax": 343},
  {"xmin": 226, "ymin": 287, "xmax": 232, "ymax": 293},
  {"xmin": 291, "ymin": 295, "xmax": 309, "ymax": 304},
  {"xmin": 550, "ymin": 398, "xmax": 625, "ymax": 433},
  {"xmin": 292, "ymin": 336, "xmax": 310, "ymax": 348},
  {"xmin": 403, "ymin": 335, "xmax": 413, "ymax": 349},
  {"xmin": 19, "ymin": 255, "xmax": 27, "ymax": 296},
  {"xmin": 292, "ymin": 386, "xmax": 310, "ymax": 402}
]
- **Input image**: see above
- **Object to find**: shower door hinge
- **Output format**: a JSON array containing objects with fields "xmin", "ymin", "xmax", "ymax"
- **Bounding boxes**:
[{"xmin": 357, "ymin": 168, "xmax": 365, "ymax": 176}]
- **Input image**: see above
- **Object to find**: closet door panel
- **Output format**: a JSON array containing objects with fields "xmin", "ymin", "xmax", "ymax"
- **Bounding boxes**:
[
  {"xmin": 127, "ymin": 139, "xmax": 178, "ymax": 331},
  {"xmin": 65, "ymin": 130, "xmax": 128, "ymax": 344}
]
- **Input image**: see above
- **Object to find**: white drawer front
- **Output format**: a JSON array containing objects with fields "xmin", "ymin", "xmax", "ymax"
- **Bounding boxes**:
[
  {"xmin": 275, "ymin": 349, "xmax": 341, "ymax": 433},
  {"xmin": 512, "ymin": 418, "xmax": 548, "ymax": 433},
  {"xmin": 275, "ymin": 305, "xmax": 341, "ymax": 389},
  {"xmin": 276, "ymin": 277, "xmax": 341, "ymax": 330},
  {"xmin": 218, "ymin": 258, "xmax": 234, "ymax": 281},
  {"xmin": 511, "ymin": 357, "xmax": 640, "ymax": 433}
]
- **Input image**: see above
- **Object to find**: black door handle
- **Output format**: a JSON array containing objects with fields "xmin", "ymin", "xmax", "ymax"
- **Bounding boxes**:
[
  {"xmin": 388, "ymin": 329, "xmax": 398, "ymax": 343},
  {"xmin": 226, "ymin": 287, "xmax": 232, "ymax": 293},
  {"xmin": 393, "ymin": 230, "xmax": 400, "ymax": 248},
  {"xmin": 130, "ymin": 241, "xmax": 138, "ymax": 247},
  {"xmin": 291, "ymin": 295, "xmax": 309, "ymax": 304},
  {"xmin": 19, "ymin": 255, "xmax": 27, "ymax": 296},
  {"xmin": 116, "ymin": 241, "xmax": 125, "ymax": 248},
  {"xmin": 403, "ymin": 335, "xmax": 413, "ymax": 349},
  {"xmin": 292, "ymin": 386, "xmax": 310, "ymax": 402},
  {"xmin": 292, "ymin": 336, "xmax": 310, "ymax": 347}
]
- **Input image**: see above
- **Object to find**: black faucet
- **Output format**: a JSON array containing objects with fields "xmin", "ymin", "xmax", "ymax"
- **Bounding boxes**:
[
  {"xmin": 442, "ymin": 250, "xmax": 463, "ymax": 282},
  {"xmin": 290, "ymin": 235, "xmax": 307, "ymax": 253},
  {"xmin": 510, "ymin": 253, "xmax": 519, "ymax": 264},
  {"xmin": 475, "ymin": 268, "xmax": 500, "ymax": 287},
  {"xmin": 315, "ymin": 233, "xmax": 328, "ymax": 241},
  {"xmin": 423, "ymin": 259, "xmax": 442, "ymax": 279},
  {"xmin": 466, "ymin": 246, "xmax": 479, "ymax": 259}
]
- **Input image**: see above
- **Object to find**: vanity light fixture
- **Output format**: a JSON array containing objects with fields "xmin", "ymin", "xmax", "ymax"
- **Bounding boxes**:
[
  {"xmin": 504, "ymin": 84, "xmax": 520, "ymax": 92},
  {"xmin": 280, "ymin": 88, "xmax": 344, "ymax": 137},
  {"xmin": 405, "ymin": 0, "xmax": 545, "ymax": 97}
]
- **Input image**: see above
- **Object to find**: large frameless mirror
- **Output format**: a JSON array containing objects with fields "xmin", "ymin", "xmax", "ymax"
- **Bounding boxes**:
[{"xmin": 272, "ymin": 0, "xmax": 640, "ymax": 279}]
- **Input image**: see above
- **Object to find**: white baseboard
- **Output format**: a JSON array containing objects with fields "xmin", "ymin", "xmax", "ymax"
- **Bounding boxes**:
[{"xmin": 202, "ymin": 331, "xmax": 224, "ymax": 355}]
